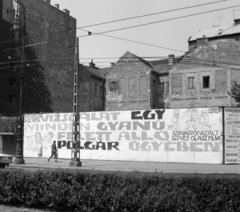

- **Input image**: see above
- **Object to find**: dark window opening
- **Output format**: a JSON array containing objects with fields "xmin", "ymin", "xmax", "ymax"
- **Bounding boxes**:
[
  {"xmin": 100, "ymin": 86, "xmax": 103, "ymax": 98},
  {"xmin": 187, "ymin": 77, "xmax": 195, "ymax": 89},
  {"xmin": 202, "ymin": 76, "xmax": 210, "ymax": 89},
  {"xmin": 10, "ymin": 63, "xmax": 14, "ymax": 70},
  {"xmin": 166, "ymin": 82, "xmax": 169, "ymax": 93},
  {"xmin": 8, "ymin": 94, "xmax": 16, "ymax": 103},
  {"xmin": 7, "ymin": 9, "xmax": 9, "ymax": 14},
  {"xmin": 153, "ymin": 80, "xmax": 156, "ymax": 90},
  {"xmin": 9, "ymin": 77, "xmax": 16, "ymax": 86},
  {"xmin": 94, "ymin": 83, "xmax": 97, "ymax": 97},
  {"xmin": 160, "ymin": 82, "xmax": 165, "ymax": 93}
]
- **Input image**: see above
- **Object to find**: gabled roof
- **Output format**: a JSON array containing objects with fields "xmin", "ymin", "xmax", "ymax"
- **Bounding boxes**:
[
  {"xmin": 99, "ymin": 52, "xmax": 181, "ymax": 75},
  {"xmin": 189, "ymin": 22, "xmax": 240, "ymax": 42},
  {"xmin": 150, "ymin": 57, "xmax": 181, "ymax": 73},
  {"xmin": 116, "ymin": 51, "xmax": 155, "ymax": 70},
  {"xmin": 99, "ymin": 67, "xmax": 112, "ymax": 78},
  {"xmin": 79, "ymin": 64, "xmax": 103, "ymax": 79}
]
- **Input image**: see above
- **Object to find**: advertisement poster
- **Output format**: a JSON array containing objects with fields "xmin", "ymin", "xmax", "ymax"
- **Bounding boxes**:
[
  {"xmin": 24, "ymin": 113, "xmax": 73, "ymax": 158},
  {"xmin": 23, "ymin": 108, "xmax": 223, "ymax": 164},
  {"xmin": 224, "ymin": 108, "xmax": 240, "ymax": 164}
]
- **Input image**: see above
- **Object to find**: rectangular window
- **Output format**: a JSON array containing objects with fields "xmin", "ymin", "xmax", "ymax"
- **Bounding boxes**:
[
  {"xmin": 94, "ymin": 83, "xmax": 97, "ymax": 97},
  {"xmin": 187, "ymin": 77, "xmax": 195, "ymax": 89},
  {"xmin": 166, "ymin": 82, "xmax": 169, "ymax": 93},
  {"xmin": 202, "ymin": 76, "xmax": 210, "ymax": 89},
  {"xmin": 100, "ymin": 86, "xmax": 103, "ymax": 98},
  {"xmin": 153, "ymin": 80, "xmax": 156, "ymax": 89},
  {"xmin": 160, "ymin": 82, "xmax": 165, "ymax": 93}
]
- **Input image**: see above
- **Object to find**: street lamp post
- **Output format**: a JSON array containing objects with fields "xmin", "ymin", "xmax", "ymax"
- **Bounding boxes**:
[{"xmin": 13, "ymin": 0, "xmax": 26, "ymax": 164}]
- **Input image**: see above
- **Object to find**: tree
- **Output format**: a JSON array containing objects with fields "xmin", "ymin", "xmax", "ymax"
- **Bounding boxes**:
[{"xmin": 231, "ymin": 81, "xmax": 240, "ymax": 106}]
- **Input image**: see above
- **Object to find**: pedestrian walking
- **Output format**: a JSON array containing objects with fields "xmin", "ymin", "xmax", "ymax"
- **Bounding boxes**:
[{"xmin": 48, "ymin": 141, "xmax": 58, "ymax": 162}]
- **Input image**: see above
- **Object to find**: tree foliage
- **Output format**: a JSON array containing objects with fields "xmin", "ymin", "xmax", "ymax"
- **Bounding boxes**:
[{"xmin": 231, "ymin": 81, "xmax": 240, "ymax": 106}]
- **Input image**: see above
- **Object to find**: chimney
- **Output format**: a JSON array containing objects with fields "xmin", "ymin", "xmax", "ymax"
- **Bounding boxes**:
[
  {"xmin": 63, "ymin": 9, "xmax": 70, "ymax": 15},
  {"xmin": 168, "ymin": 54, "xmax": 175, "ymax": 66},
  {"xmin": 111, "ymin": 63, "xmax": 115, "ymax": 67},
  {"xmin": 234, "ymin": 19, "xmax": 240, "ymax": 25},
  {"xmin": 54, "ymin": 4, "xmax": 59, "ymax": 9},
  {"xmin": 89, "ymin": 59, "xmax": 95, "ymax": 68},
  {"xmin": 43, "ymin": 0, "xmax": 51, "ymax": 4}
]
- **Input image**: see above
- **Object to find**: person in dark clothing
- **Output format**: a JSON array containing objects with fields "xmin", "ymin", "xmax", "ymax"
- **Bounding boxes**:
[{"xmin": 48, "ymin": 141, "xmax": 57, "ymax": 162}]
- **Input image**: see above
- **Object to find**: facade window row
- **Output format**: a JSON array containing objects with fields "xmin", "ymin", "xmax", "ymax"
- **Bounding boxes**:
[
  {"xmin": 187, "ymin": 75, "xmax": 211, "ymax": 91},
  {"xmin": 158, "ymin": 82, "xmax": 169, "ymax": 93},
  {"xmin": 94, "ymin": 83, "xmax": 103, "ymax": 98}
]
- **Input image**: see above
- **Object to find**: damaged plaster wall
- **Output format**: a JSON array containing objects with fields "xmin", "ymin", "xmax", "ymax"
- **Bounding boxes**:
[{"xmin": 105, "ymin": 54, "xmax": 154, "ymax": 111}]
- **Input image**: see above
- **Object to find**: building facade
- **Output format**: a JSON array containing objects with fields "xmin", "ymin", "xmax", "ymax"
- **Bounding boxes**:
[
  {"xmin": 169, "ymin": 18, "xmax": 240, "ymax": 108},
  {"xmin": 104, "ymin": 51, "xmax": 171, "ymax": 111},
  {"xmin": 0, "ymin": 0, "xmax": 76, "ymax": 116},
  {"xmin": 79, "ymin": 61, "xmax": 105, "ymax": 112}
]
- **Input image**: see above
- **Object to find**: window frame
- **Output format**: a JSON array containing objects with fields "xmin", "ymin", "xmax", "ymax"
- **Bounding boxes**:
[
  {"xmin": 187, "ymin": 76, "xmax": 195, "ymax": 90},
  {"xmin": 202, "ymin": 75, "xmax": 210, "ymax": 89},
  {"xmin": 94, "ymin": 83, "xmax": 97, "ymax": 97}
]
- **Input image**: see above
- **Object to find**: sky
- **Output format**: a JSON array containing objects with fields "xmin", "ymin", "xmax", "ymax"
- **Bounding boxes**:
[{"xmin": 51, "ymin": 0, "xmax": 240, "ymax": 67}]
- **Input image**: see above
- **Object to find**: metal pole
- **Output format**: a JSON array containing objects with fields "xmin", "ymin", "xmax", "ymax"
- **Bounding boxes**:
[
  {"xmin": 14, "ymin": 0, "xmax": 25, "ymax": 164},
  {"xmin": 70, "ymin": 37, "xmax": 81, "ymax": 167}
]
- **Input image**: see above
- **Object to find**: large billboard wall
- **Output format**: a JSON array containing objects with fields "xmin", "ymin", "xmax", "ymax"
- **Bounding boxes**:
[
  {"xmin": 224, "ymin": 108, "xmax": 240, "ymax": 164},
  {"xmin": 23, "ymin": 108, "xmax": 223, "ymax": 164}
]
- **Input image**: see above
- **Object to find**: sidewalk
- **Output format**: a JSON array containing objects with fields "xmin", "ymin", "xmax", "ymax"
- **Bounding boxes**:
[{"xmin": 8, "ymin": 157, "xmax": 240, "ymax": 173}]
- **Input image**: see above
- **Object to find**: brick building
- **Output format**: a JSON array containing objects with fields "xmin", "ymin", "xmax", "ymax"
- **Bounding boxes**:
[
  {"xmin": 0, "ymin": 0, "xmax": 76, "ymax": 116},
  {"xmin": 79, "ymin": 61, "xmax": 105, "ymax": 112},
  {"xmin": 169, "ymin": 18, "xmax": 240, "ymax": 108},
  {"xmin": 104, "ymin": 51, "xmax": 172, "ymax": 111}
]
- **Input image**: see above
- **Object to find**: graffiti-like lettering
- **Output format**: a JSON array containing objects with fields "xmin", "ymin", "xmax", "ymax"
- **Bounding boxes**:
[
  {"xmin": 80, "ymin": 112, "xmax": 121, "ymax": 121},
  {"xmin": 141, "ymin": 142, "xmax": 151, "ymax": 151},
  {"xmin": 129, "ymin": 141, "xmax": 140, "ymax": 151},
  {"xmin": 118, "ymin": 132, "xmax": 130, "ymax": 141},
  {"xmin": 58, "ymin": 141, "xmax": 119, "ymax": 151},
  {"xmin": 96, "ymin": 141, "xmax": 106, "ymax": 150},
  {"xmin": 131, "ymin": 110, "xmax": 165, "ymax": 120}
]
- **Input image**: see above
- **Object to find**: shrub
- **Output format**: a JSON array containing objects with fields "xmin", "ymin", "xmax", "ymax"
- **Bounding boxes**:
[{"xmin": 0, "ymin": 170, "xmax": 239, "ymax": 212}]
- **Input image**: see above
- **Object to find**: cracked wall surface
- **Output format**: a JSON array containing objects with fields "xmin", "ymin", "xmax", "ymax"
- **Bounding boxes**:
[
  {"xmin": 105, "ymin": 52, "xmax": 157, "ymax": 111},
  {"xmin": 169, "ymin": 36, "xmax": 240, "ymax": 108}
]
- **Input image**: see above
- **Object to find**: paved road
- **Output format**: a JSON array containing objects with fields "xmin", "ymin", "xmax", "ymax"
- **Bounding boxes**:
[{"xmin": 7, "ymin": 157, "xmax": 240, "ymax": 173}]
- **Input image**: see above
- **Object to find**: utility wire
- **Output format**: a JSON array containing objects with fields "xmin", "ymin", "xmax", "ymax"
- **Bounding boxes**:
[
  {"xmin": 78, "ymin": 28, "xmax": 185, "ymax": 52},
  {"xmin": 0, "ymin": 57, "xmax": 74, "ymax": 66},
  {"xmin": 0, "ymin": 56, "xmax": 174, "ymax": 66},
  {"xmin": 185, "ymin": 55, "xmax": 240, "ymax": 66},
  {"xmin": 79, "ymin": 0, "xmax": 228, "ymax": 28},
  {"xmin": 1, "ymin": 0, "xmax": 228, "ymax": 45},
  {"xmin": 2, "ymin": 56, "xmax": 239, "ymax": 70},
  {"xmin": 83, "ymin": 5, "xmax": 240, "ymax": 37},
  {"xmin": 0, "ymin": 56, "xmax": 173, "ymax": 66},
  {"xmin": 2, "ymin": 4, "xmax": 239, "ymax": 54},
  {"xmin": 179, "ymin": 56, "xmax": 240, "ymax": 67}
]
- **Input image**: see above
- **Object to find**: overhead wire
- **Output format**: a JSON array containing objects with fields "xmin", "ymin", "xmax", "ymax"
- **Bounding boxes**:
[
  {"xmin": 178, "ymin": 55, "xmax": 240, "ymax": 67},
  {"xmin": 2, "ymin": 4, "xmax": 240, "ymax": 54},
  {"xmin": 78, "ymin": 28, "xmax": 185, "ymax": 52},
  {"xmin": 1, "ymin": 0, "xmax": 229, "ymax": 45},
  {"xmin": 1, "ymin": 54, "xmax": 240, "ymax": 70},
  {"xmin": 78, "ymin": 0, "xmax": 229, "ymax": 29},
  {"xmin": 0, "ymin": 56, "xmax": 174, "ymax": 66},
  {"xmin": 83, "ymin": 5, "xmax": 240, "ymax": 37}
]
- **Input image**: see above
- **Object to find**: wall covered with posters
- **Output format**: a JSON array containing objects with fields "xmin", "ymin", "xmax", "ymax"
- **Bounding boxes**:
[
  {"xmin": 23, "ymin": 108, "xmax": 223, "ymax": 164},
  {"xmin": 224, "ymin": 108, "xmax": 240, "ymax": 164}
]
